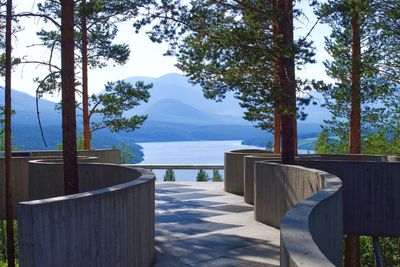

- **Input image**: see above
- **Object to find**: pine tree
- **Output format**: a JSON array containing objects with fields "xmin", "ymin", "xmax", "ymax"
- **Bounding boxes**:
[
  {"xmin": 196, "ymin": 169, "xmax": 209, "ymax": 182},
  {"xmin": 164, "ymin": 169, "xmax": 175, "ymax": 182},
  {"xmin": 137, "ymin": 0, "xmax": 322, "ymax": 162}
]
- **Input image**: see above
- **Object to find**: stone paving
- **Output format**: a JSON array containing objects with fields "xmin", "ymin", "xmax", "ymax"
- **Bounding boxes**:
[{"xmin": 154, "ymin": 182, "xmax": 280, "ymax": 267}]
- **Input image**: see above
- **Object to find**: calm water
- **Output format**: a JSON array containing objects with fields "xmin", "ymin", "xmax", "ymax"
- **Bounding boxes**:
[{"xmin": 137, "ymin": 140, "xmax": 313, "ymax": 181}]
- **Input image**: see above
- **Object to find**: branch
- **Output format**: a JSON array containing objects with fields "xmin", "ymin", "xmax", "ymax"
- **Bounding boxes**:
[{"xmin": 15, "ymin": 12, "xmax": 61, "ymax": 28}]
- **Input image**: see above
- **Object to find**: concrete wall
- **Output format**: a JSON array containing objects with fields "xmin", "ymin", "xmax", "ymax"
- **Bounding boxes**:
[
  {"xmin": 296, "ymin": 160, "xmax": 400, "ymax": 236},
  {"xmin": 243, "ymin": 155, "xmax": 281, "ymax": 204},
  {"xmin": 0, "ymin": 155, "xmax": 97, "ymax": 219},
  {"xmin": 18, "ymin": 162, "xmax": 155, "ymax": 267},
  {"xmin": 254, "ymin": 162, "xmax": 325, "ymax": 228},
  {"xmin": 279, "ymin": 164, "xmax": 343, "ymax": 267},
  {"xmin": 224, "ymin": 149, "xmax": 278, "ymax": 195},
  {"xmin": 28, "ymin": 148, "xmax": 121, "ymax": 164}
]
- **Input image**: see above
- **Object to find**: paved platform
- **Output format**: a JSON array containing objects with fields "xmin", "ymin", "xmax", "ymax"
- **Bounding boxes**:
[{"xmin": 154, "ymin": 182, "xmax": 280, "ymax": 267}]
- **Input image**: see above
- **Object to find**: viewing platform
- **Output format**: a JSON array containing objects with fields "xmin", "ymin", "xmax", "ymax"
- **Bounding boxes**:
[{"xmin": 154, "ymin": 182, "xmax": 280, "ymax": 267}]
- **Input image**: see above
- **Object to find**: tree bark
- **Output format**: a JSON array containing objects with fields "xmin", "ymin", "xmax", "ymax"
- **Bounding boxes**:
[
  {"xmin": 276, "ymin": 0, "xmax": 296, "ymax": 164},
  {"xmin": 5, "ymin": 0, "xmax": 15, "ymax": 265},
  {"xmin": 61, "ymin": 0, "xmax": 79, "ymax": 195},
  {"xmin": 81, "ymin": 0, "xmax": 91, "ymax": 150},
  {"xmin": 273, "ymin": 108, "xmax": 280, "ymax": 153},
  {"xmin": 345, "ymin": 4, "xmax": 361, "ymax": 267}
]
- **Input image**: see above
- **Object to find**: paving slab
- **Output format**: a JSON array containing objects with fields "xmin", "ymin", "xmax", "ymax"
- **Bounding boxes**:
[{"xmin": 154, "ymin": 182, "xmax": 280, "ymax": 267}]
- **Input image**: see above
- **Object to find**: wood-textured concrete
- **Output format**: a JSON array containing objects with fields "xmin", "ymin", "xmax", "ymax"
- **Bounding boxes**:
[
  {"xmin": 0, "ymin": 149, "xmax": 120, "ymax": 219},
  {"xmin": 224, "ymin": 150, "xmax": 278, "ymax": 196},
  {"xmin": 297, "ymin": 160, "xmax": 400, "ymax": 236},
  {"xmin": 154, "ymin": 182, "xmax": 280, "ymax": 267},
  {"xmin": 18, "ymin": 164, "xmax": 155, "ymax": 267}
]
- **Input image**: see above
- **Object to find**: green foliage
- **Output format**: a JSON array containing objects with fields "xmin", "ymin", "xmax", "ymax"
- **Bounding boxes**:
[
  {"xmin": 360, "ymin": 236, "xmax": 400, "ymax": 267},
  {"xmin": 89, "ymin": 80, "xmax": 151, "ymax": 133},
  {"xmin": 315, "ymin": 0, "xmax": 400, "ymax": 150},
  {"xmin": 196, "ymin": 169, "xmax": 209, "ymax": 182},
  {"xmin": 57, "ymin": 135, "xmax": 85, "ymax": 150},
  {"xmin": 113, "ymin": 142, "xmax": 135, "ymax": 164},
  {"xmin": 137, "ymin": 0, "xmax": 322, "ymax": 132},
  {"xmin": 212, "ymin": 169, "xmax": 223, "ymax": 182},
  {"xmin": 265, "ymin": 141, "xmax": 273, "ymax": 152},
  {"xmin": 0, "ymin": 220, "xmax": 18, "ymax": 265},
  {"xmin": 164, "ymin": 169, "xmax": 175, "ymax": 182}
]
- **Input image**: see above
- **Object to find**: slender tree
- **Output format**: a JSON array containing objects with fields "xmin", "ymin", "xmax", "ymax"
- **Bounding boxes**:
[
  {"xmin": 61, "ymin": 0, "xmax": 78, "ymax": 195},
  {"xmin": 4, "ymin": 0, "xmax": 14, "ymax": 264},
  {"xmin": 317, "ymin": 0, "xmax": 399, "ymax": 264}
]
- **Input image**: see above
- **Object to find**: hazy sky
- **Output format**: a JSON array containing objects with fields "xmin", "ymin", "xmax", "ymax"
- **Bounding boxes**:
[{"xmin": 4, "ymin": 0, "xmax": 332, "ymax": 100}]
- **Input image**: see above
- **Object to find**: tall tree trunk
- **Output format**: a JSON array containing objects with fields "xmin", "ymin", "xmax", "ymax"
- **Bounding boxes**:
[
  {"xmin": 345, "ymin": 4, "xmax": 361, "ymax": 267},
  {"xmin": 81, "ymin": 0, "xmax": 90, "ymax": 150},
  {"xmin": 271, "ymin": 0, "xmax": 281, "ymax": 154},
  {"xmin": 293, "ymin": 118, "xmax": 298, "ymax": 156},
  {"xmin": 5, "ymin": 0, "xmax": 15, "ymax": 265},
  {"xmin": 273, "ymin": 108, "xmax": 281, "ymax": 153},
  {"xmin": 61, "ymin": 0, "xmax": 79, "ymax": 195},
  {"xmin": 277, "ymin": 0, "xmax": 296, "ymax": 164}
]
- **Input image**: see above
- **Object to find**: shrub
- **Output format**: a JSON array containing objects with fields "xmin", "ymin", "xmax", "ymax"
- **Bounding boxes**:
[
  {"xmin": 196, "ymin": 169, "xmax": 209, "ymax": 182},
  {"xmin": 164, "ymin": 169, "xmax": 175, "ymax": 181}
]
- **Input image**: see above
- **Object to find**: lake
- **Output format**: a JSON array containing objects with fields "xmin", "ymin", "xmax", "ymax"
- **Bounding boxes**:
[{"xmin": 137, "ymin": 140, "xmax": 313, "ymax": 181}]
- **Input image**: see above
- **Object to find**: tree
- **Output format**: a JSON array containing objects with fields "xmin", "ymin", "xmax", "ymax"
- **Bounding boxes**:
[
  {"xmin": 196, "ymin": 169, "xmax": 208, "ymax": 182},
  {"xmin": 88, "ymin": 80, "xmax": 150, "ymax": 134},
  {"xmin": 317, "ymin": 0, "xmax": 400, "ymax": 265},
  {"xmin": 212, "ymin": 169, "xmax": 222, "ymax": 182},
  {"xmin": 164, "ymin": 169, "xmax": 175, "ymax": 182},
  {"xmin": 137, "ymin": 0, "xmax": 320, "ymax": 163},
  {"xmin": 4, "ymin": 0, "xmax": 14, "ymax": 264},
  {"xmin": 61, "ymin": 0, "xmax": 79, "ymax": 195},
  {"xmin": 25, "ymin": 0, "xmax": 149, "ymax": 149}
]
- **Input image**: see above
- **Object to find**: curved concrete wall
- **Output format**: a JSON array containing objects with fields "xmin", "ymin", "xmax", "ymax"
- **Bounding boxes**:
[
  {"xmin": 279, "ymin": 164, "xmax": 343, "ymax": 267},
  {"xmin": 296, "ymin": 160, "xmax": 400, "ymax": 237},
  {"xmin": 243, "ymin": 155, "xmax": 281, "ymax": 204},
  {"xmin": 28, "ymin": 148, "xmax": 121, "ymax": 164},
  {"xmin": 224, "ymin": 149, "xmax": 278, "ymax": 195},
  {"xmin": 18, "ymin": 162, "xmax": 155, "ymax": 267},
  {"xmin": 0, "ymin": 155, "xmax": 98, "ymax": 219},
  {"xmin": 254, "ymin": 162, "xmax": 326, "ymax": 228}
]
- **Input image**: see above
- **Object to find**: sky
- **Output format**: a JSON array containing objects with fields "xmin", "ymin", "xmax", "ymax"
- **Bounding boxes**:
[{"xmin": 4, "ymin": 0, "xmax": 333, "ymax": 101}]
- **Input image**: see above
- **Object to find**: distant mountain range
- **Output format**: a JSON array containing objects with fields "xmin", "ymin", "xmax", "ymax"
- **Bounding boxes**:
[{"xmin": 0, "ymin": 73, "xmax": 329, "ymax": 157}]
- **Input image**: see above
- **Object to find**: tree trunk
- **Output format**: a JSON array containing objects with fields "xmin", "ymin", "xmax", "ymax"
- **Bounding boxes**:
[
  {"xmin": 61, "ymin": 0, "xmax": 79, "ymax": 195},
  {"xmin": 277, "ymin": 0, "xmax": 296, "ymax": 164},
  {"xmin": 81, "ymin": 0, "xmax": 91, "ymax": 150},
  {"xmin": 293, "ymin": 118, "xmax": 298, "ymax": 156},
  {"xmin": 345, "ymin": 5, "xmax": 361, "ymax": 267},
  {"xmin": 273, "ymin": 108, "xmax": 281, "ymax": 153},
  {"xmin": 5, "ymin": 0, "xmax": 15, "ymax": 265}
]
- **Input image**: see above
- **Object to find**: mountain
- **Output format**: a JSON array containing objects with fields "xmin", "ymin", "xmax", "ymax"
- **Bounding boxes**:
[
  {"xmin": 145, "ymin": 98, "xmax": 248, "ymax": 125},
  {"xmin": 0, "ymin": 73, "xmax": 329, "ymax": 155},
  {"xmin": 126, "ymin": 73, "xmax": 245, "ymax": 117},
  {"xmin": 0, "ymin": 87, "xmax": 61, "ymax": 126}
]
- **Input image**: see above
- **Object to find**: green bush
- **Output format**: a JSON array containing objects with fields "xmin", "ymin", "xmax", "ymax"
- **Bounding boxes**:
[
  {"xmin": 0, "ymin": 220, "xmax": 18, "ymax": 266},
  {"xmin": 212, "ymin": 169, "xmax": 223, "ymax": 182},
  {"xmin": 164, "ymin": 169, "xmax": 175, "ymax": 181},
  {"xmin": 196, "ymin": 169, "xmax": 209, "ymax": 182},
  {"xmin": 361, "ymin": 236, "xmax": 400, "ymax": 266}
]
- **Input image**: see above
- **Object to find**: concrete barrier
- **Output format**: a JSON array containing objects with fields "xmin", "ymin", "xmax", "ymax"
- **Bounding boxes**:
[
  {"xmin": 254, "ymin": 162, "xmax": 326, "ymax": 228},
  {"xmin": 296, "ymin": 160, "xmax": 400, "ymax": 236},
  {"xmin": 278, "ymin": 164, "xmax": 343, "ymax": 267},
  {"xmin": 0, "ymin": 155, "xmax": 98, "ymax": 219},
  {"xmin": 224, "ymin": 149, "xmax": 279, "ymax": 195},
  {"xmin": 18, "ymin": 161, "xmax": 155, "ymax": 267},
  {"xmin": 28, "ymin": 148, "xmax": 121, "ymax": 164},
  {"xmin": 243, "ymin": 155, "xmax": 281, "ymax": 204}
]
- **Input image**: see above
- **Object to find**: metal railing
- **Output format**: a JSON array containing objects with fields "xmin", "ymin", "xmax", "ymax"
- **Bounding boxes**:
[{"xmin": 124, "ymin": 164, "xmax": 224, "ymax": 181}]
